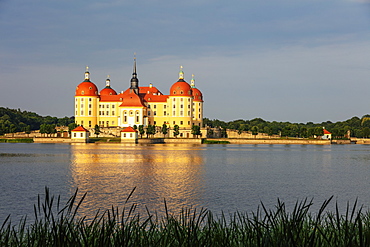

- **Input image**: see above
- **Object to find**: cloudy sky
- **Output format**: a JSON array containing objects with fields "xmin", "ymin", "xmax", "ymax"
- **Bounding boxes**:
[{"xmin": 1, "ymin": 0, "xmax": 370, "ymax": 123}]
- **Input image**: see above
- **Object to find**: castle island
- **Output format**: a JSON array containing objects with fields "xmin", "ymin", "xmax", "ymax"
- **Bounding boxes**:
[{"xmin": 73, "ymin": 57, "xmax": 205, "ymax": 142}]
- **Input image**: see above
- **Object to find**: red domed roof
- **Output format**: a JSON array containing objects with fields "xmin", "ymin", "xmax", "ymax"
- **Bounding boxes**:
[
  {"xmin": 170, "ymin": 80, "xmax": 192, "ymax": 96},
  {"xmin": 192, "ymin": 87, "xmax": 203, "ymax": 102},
  {"xmin": 76, "ymin": 81, "xmax": 98, "ymax": 96},
  {"xmin": 100, "ymin": 86, "xmax": 117, "ymax": 96}
]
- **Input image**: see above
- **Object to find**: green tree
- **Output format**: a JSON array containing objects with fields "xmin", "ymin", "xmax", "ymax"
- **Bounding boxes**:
[
  {"xmin": 146, "ymin": 125, "xmax": 156, "ymax": 138},
  {"xmin": 40, "ymin": 124, "xmax": 48, "ymax": 136},
  {"xmin": 161, "ymin": 123, "xmax": 168, "ymax": 137},
  {"xmin": 363, "ymin": 127, "xmax": 370, "ymax": 138},
  {"xmin": 191, "ymin": 125, "xmax": 201, "ymax": 138},
  {"xmin": 173, "ymin": 125, "xmax": 180, "ymax": 138},
  {"xmin": 138, "ymin": 125, "xmax": 145, "ymax": 138},
  {"xmin": 251, "ymin": 126, "xmax": 258, "ymax": 138},
  {"xmin": 94, "ymin": 124, "xmax": 100, "ymax": 137}
]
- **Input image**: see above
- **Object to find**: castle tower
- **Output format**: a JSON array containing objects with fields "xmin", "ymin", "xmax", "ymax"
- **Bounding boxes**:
[
  {"xmin": 74, "ymin": 66, "xmax": 99, "ymax": 128},
  {"xmin": 167, "ymin": 66, "xmax": 193, "ymax": 131},
  {"xmin": 190, "ymin": 74, "xmax": 204, "ymax": 127},
  {"xmin": 129, "ymin": 55, "xmax": 139, "ymax": 94}
]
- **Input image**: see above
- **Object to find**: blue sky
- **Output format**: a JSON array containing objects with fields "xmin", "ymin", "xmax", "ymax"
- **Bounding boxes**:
[{"xmin": 1, "ymin": 0, "xmax": 370, "ymax": 123}]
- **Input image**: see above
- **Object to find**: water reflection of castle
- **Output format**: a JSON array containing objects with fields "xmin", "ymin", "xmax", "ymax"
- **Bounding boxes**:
[{"xmin": 70, "ymin": 143, "xmax": 205, "ymax": 216}]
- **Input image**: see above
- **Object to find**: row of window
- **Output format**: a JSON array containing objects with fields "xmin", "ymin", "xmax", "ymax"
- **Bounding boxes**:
[
  {"xmin": 76, "ymin": 98, "xmax": 92, "ymax": 102},
  {"xmin": 99, "ymin": 111, "xmax": 115, "ymax": 116},
  {"xmin": 98, "ymin": 121, "xmax": 115, "ymax": 127}
]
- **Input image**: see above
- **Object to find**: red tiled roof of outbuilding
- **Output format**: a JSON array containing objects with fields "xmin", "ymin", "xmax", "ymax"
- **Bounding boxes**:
[
  {"xmin": 121, "ymin": 126, "xmax": 137, "ymax": 132},
  {"xmin": 72, "ymin": 126, "xmax": 89, "ymax": 132}
]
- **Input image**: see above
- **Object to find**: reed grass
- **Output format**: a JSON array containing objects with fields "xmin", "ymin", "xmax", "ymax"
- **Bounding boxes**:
[{"xmin": 1, "ymin": 189, "xmax": 370, "ymax": 246}]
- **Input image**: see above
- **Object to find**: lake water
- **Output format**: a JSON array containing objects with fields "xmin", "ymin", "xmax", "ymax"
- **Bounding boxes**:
[{"xmin": 1, "ymin": 143, "xmax": 370, "ymax": 223}]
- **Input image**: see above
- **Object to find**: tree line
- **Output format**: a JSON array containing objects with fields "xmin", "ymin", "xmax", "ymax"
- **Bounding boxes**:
[
  {"xmin": 0, "ymin": 107, "xmax": 75, "ymax": 136},
  {"xmin": 204, "ymin": 115, "xmax": 370, "ymax": 139}
]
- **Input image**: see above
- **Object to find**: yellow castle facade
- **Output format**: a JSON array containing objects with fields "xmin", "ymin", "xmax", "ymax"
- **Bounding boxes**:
[{"xmin": 74, "ymin": 58, "xmax": 203, "ymax": 135}]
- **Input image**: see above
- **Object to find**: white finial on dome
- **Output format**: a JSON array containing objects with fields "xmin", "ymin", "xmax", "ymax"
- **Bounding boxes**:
[
  {"xmin": 179, "ymin": 66, "xmax": 184, "ymax": 80},
  {"xmin": 191, "ymin": 74, "xmax": 195, "ymax": 88},
  {"xmin": 84, "ymin": 66, "xmax": 90, "ymax": 81},
  {"xmin": 106, "ymin": 75, "xmax": 110, "ymax": 87}
]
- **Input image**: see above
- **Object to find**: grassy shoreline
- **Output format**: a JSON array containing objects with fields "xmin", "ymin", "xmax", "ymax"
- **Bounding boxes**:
[
  {"xmin": 1, "ymin": 189, "xmax": 370, "ymax": 246},
  {"xmin": 0, "ymin": 138, "xmax": 33, "ymax": 143}
]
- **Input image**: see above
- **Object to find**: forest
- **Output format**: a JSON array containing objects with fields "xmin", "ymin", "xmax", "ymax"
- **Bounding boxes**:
[
  {"xmin": 0, "ymin": 107, "xmax": 75, "ymax": 136},
  {"xmin": 204, "ymin": 115, "xmax": 370, "ymax": 139},
  {"xmin": 1, "ymin": 106, "xmax": 370, "ymax": 139}
]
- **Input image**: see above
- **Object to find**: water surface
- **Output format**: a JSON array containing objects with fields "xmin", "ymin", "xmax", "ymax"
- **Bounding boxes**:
[{"xmin": 1, "ymin": 143, "xmax": 370, "ymax": 222}]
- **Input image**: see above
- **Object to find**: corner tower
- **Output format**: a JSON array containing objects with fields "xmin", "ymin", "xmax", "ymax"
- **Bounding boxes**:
[
  {"xmin": 167, "ymin": 66, "xmax": 193, "ymax": 128},
  {"xmin": 191, "ymin": 74, "xmax": 203, "ymax": 127},
  {"xmin": 74, "ymin": 66, "xmax": 99, "ymax": 128}
]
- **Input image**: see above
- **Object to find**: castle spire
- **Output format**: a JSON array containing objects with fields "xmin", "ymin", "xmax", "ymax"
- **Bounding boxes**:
[
  {"xmin": 130, "ymin": 53, "xmax": 139, "ymax": 94},
  {"xmin": 105, "ymin": 75, "xmax": 110, "ymax": 87},
  {"xmin": 191, "ymin": 74, "xmax": 195, "ymax": 88},
  {"xmin": 84, "ymin": 66, "xmax": 90, "ymax": 81},
  {"xmin": 179, "ymin": 66, "xmax": 184, "ymax": 80}
]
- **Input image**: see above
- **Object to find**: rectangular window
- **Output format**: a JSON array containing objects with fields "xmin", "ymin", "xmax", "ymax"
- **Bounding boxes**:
[
  {"xmin": 106, "ymin": 111, "xmax": 109, "ymax": 116},
  {"xmin": 112, "ymin": 111, "xmax": 115, "ymax": 116},
  {"xmin": 124, "ymin": 116, "xmax": 127, "ymax": 122},
  {"xmin": 188, "ymin": 121, "xmax": 190, "ymax": 125},
  {"xmin": 102, "ymin": 105, "xmax": 105, "ymax": 108},
  {"xmin": 148, "ymin": 105, "xmax": 151, "ymax": 108},
  {"xmin": 112, "ymin": 105, "xmax": 115, "ymax": 108},
  {"xmin": 89, "ymin": 121, "xmax": 91, "ymax": 127},
  {"xmin": 81, "ymin": 98, "xmax": 84, "ymax": 102},
  {"xmin": 180, "ymin": 111, "xmax": 183, "ymax": 116},
  {"xmin": 112, "ymin": 121, "xmax": 115, "ymax": 125},
  {"xmin": 173, "ymin": 111, "xmax": 175, "ymax": 116},
  {"xmin": 74, "ymin": 133, "xmax": 77, "ymax": 137},
  {"xmin": 124, "ymin": 133, "xmax": 126, "ymax": 137},
  {"xmin": 188, "ymin": 111, "xmax": 190, "ymax": 116},
  {"xmin": 164, "ymin": 111, "xmax": 167, "ymax": 116},
  {"xmin": 180, "ymin": 121, "xmax": 183, "ymax": 125},
  {"xmin": 173, "ymin": 121, "xmax": 175, "ymax": 125},
  {"xmin": 80, "ymin": 133, "xmax": 83, "ymax": 137},
  {"xmin": 81, "ymin": 104, "xmax": 84, "ymax": 108},
  {"xmin": 164, "ymin": 105, "xmax": 166, "ymax": 109},
  {"xmin": 154, "ymin": 121, "xmax": 156, "ymax": 125},
  {"xmin": 88, "ymin": 104, "xmax": 91, "ymax": 108},
  {"xmin": 154, "ymin": 111, "xmax": 156, "ymax": 116},
  {"xmin": 148, "ymin": 111, "xmax": 151, "ymax": 116},
  {"xmin": 136, "ymin": 116, "xmax": 139, "ymax": 123},
  {"xmin": 89, "ymin": 98, "xmax": 92, "ymax": 102},
  {"xmin": 106, "ymin": 121, "xmax": 109, "ymax": 127},
  {"xmin": 180, "ymin": 105, "xmax": 183, "ymax": 108},
  {"xmin": 154, "ymin": 105, "xmax": 156, "ymax": 109},
  {"xmin": 173, "ymin": 105, "xmax": 176, "ymax": 108},
  {"xmin": 88, "ymin": 110, "xmax": 92, "ymax": 116},
  {"xmin": 81, "ymin": 110, "xmax": 84, "ymax": 115},
  {"xmin": 106, "ymin": 105, "xmax": 109, "ymax": 108},
  {"xmin": 81, "ymin": 121, "xmax": 84, "ymax": 126}
]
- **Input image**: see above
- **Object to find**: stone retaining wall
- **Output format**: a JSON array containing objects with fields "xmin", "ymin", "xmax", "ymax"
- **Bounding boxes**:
[{"xmin": 211, "ymin": 138, "xmax": 331, "ymax": 145}]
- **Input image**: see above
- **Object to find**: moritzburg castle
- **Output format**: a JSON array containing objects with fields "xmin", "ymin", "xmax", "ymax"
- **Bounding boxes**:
[{"xmin": 74, "ymin": 58, "xmax": 204, "ymax": 138}]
